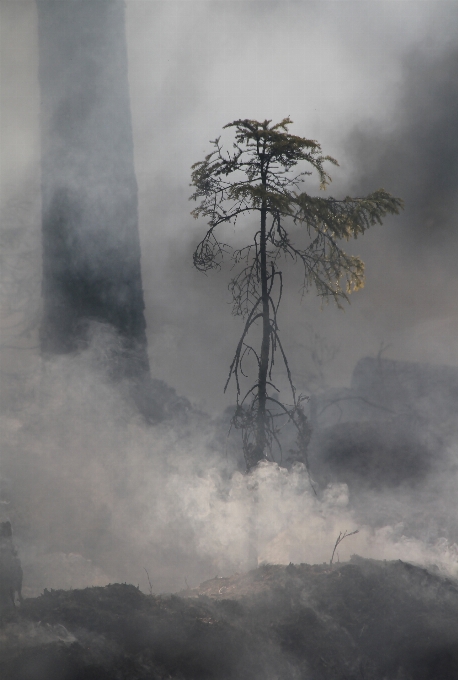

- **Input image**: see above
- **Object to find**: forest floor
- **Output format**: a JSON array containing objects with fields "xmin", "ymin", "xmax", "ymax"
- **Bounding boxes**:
[{"xmin": 1, "ymin": 556, "xmax": 458, "ymax": 680}]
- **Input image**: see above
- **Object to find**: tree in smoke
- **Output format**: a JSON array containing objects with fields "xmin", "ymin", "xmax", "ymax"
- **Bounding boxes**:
[{"xmin": 190, "ymin": 118, "xmax": 403, "ymax": 471}]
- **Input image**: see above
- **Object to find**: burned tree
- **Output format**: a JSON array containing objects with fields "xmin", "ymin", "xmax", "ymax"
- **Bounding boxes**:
[
  {"xmin": 190, "ymin": 118, "xmax": 403, "ymax": 471},
  {"xmin": 36, "ymin": 1, "xmax": 160, "ymax": 419}
]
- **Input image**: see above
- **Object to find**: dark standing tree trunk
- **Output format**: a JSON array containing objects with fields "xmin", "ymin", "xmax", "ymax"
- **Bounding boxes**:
[
  {"xmin": 252, "ymin": 190, "xmax": 270, "ymax": 468},
  {"xmin": 36, "ymin": 0, "xmax": 161, "ymax": 420}
]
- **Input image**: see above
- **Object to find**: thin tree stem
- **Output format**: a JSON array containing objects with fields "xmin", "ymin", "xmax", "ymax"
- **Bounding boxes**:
[{"xmin": 252, "ymin": 184, "xmax": 270, "ymax": 469}]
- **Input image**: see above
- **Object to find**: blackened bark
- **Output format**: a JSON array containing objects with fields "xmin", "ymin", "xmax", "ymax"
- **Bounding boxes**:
[
  {"xmin": 36, "ymin": 1, "xmax": 160, "ymax": 418},
  {"xmin": 251, "ymin": 194, "xmax": 269, "ymax": 469}
]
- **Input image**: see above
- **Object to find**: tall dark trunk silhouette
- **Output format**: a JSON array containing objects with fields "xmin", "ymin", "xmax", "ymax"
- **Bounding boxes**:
[{"xmin": 36, "ymin": 1, "xmax": 160, "ymax": 420}]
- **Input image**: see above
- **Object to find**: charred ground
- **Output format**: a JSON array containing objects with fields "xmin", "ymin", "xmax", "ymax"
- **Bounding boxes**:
[{"xmin": 1, "ymin": 556, "xmax": 457, "ymax": 680}]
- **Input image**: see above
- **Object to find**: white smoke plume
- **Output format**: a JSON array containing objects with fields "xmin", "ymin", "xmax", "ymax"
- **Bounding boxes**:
[{"xmin": 1, "ymin": 327, "xmax": 456, "ymax": 597}]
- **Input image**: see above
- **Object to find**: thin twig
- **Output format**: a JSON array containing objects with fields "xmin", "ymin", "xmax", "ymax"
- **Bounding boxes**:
[
  {"xmin": 330, "ymin": 530, "xmax": 359, "ymax": 565},
  {"xmin": 144, "ymin": 568, "xmax": 153, "ymax": 595}
]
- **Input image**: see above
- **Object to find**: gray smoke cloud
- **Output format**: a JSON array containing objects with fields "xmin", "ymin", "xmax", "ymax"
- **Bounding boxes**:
[
  {"xmin": 341, "ymin": 41, "xmax": 458, "ymax": 350},
  {"xmin": 1, "ymin": 1, "xmax": 457, "ymax": 597},
  {"xmin": 2, "ymin": 339, "xmax": 457, "ymax": 596}
]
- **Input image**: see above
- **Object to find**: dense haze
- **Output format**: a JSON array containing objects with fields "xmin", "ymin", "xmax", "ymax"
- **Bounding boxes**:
[{"xmin": 1, "ymin": 1, "xmax": 457, "ymax": 596}]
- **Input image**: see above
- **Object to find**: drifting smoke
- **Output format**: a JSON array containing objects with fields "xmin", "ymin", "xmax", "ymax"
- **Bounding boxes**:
[
  {"xmin": 349, "ymin": 46, "xmax": 458, "ymax": 250},
  {"xmin": 1, "ymin": 325, "xmax": 457, "ymax": 597},
  {"xmin": 341, "ymin": 42, "xmax": 458, "ymax": 354},
  {"xmin": 1, "ymin": 1, "xmax": 458, "ymax": 599}
]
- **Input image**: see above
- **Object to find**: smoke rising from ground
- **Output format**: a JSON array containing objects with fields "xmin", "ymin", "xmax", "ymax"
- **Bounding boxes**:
[
  {"xmin": 1, "ymin": 2, "xmax": 458, "ymax": 596},
  {"xmin": 1, "ymin": 326, "xmax": 457, "ymax": 596}
]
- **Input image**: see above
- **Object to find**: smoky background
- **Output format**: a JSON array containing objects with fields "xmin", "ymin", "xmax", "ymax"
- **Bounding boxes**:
[{"xmin": 1, "ymin": 1, "xmax": 457, "ymax": 596}]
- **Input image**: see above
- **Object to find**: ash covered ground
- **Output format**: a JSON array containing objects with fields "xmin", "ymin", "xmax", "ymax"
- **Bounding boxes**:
[{"xmin": 1, "ymin": 557, "xmax": 458, "ymax": 680}]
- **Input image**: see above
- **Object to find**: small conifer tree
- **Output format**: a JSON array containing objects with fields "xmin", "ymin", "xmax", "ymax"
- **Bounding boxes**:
[{"xmin": 190, "ymin": 118, "xmax": 403, "ymax": 471}]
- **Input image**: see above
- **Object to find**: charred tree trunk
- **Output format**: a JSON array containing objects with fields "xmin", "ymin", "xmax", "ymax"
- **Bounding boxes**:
[
  {"xmin": 36, "ymin": 0, "xmax": 161, "ymax": 420},
  {"xmin": 251, "ymin": 195, "xmax": 269, "ymax": 469}
]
